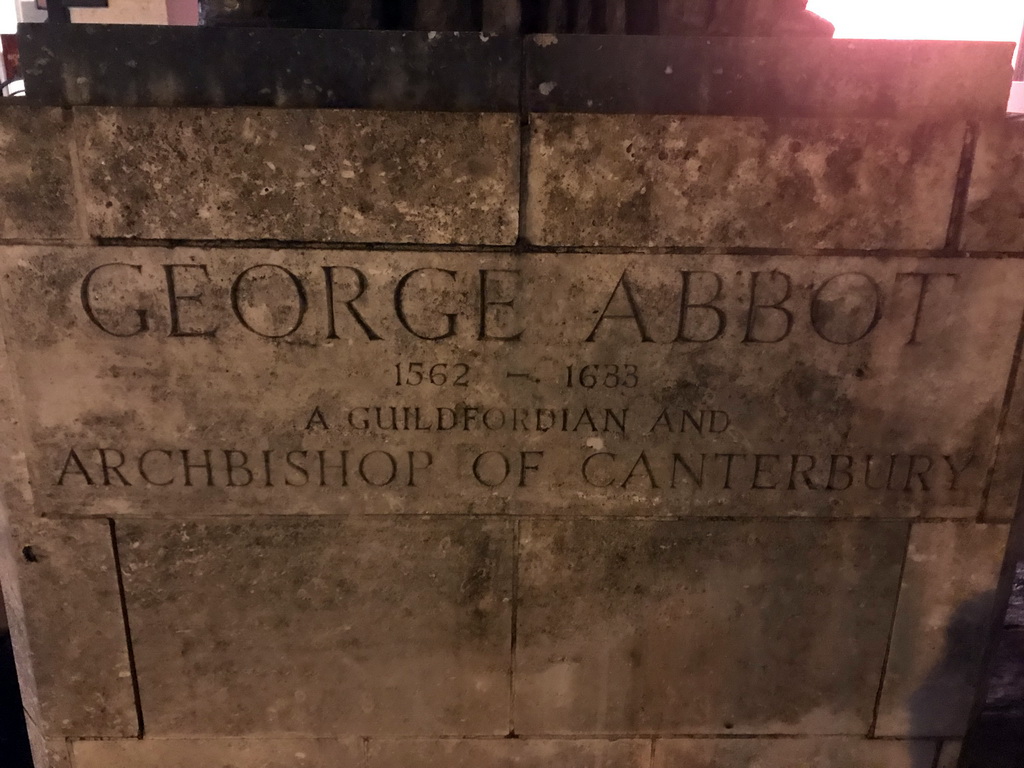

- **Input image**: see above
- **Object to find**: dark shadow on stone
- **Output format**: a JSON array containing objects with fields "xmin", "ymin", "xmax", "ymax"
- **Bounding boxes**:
[
  {"xmin": 960, "ymin": 551, "xmax": 1024, "ymax": 768},
  {"xmin": 907, "ymin": 591, "xmax": 998, "ymax": 768},
  {"xmin": 0, "ymin": 632, "xmax": 33, "ymax": 768},
  {"xmin": 961, "ymin": 713, "xmax": 1024, "ymax": 768},
  {"xmin": 961, "ymin": 626, "xmax": 1024, "ymax": 767}
]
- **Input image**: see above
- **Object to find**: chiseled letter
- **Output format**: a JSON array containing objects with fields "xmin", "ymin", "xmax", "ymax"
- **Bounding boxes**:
[
  {"xmin": 56, "ymin": 448, "xmax": 94, "ymax": 486},
  {"xmin": 676, "ymin": 270, "xmax": 726, "ymax": 342},
  {"xmin": 395, "ymin": 268, "xmax": 458, "ymax": 341},
  {"xmin": 81, "ymin": 263, "xmax": 148, "ymax": 337},
  {"xmin": 164, "ymin": 264, "xmax": 218, "ymax": 338},
  {"xmin": 743, "ymin": 270, "xmax": 793, "ymax": 344},
  {"xmin": 896, "ymin": 272, "xmax": 959, "ymax": 345},
  {"xmin": 586, "ymin": 271, "xmax": 653, "ymax": 343}
]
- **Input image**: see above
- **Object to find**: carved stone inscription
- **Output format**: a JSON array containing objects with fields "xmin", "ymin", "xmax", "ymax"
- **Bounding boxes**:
[{"xmin": 2, "ymin": 247, "xmax": 1021, "ymax": 518}]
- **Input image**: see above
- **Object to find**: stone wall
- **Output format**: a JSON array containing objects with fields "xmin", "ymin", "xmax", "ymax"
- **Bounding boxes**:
[{"xmin": 1, "ymin": 31, "xmax": 1023, "ymax": 768}]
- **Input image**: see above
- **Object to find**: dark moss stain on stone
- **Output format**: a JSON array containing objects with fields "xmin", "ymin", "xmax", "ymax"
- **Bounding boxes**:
[
  {"xmin": 0, "ymin": 108, "xmax": 78, "ymax": 240},
  {"xmin": 824, "ymin": 144, "xmax": 865, "ymax": 193}
]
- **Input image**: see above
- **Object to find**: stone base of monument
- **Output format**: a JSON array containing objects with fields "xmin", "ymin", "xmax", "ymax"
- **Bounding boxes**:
[{"xmin": 1, "ymin": 24, "xmax": 1023, "ymax": 768}]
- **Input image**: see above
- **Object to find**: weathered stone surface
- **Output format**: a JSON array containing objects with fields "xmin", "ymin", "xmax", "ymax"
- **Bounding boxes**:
[
  {"xmin": 367, "ymin": 738, "xmax": 648, "ymax": 768},
  {"xmin": 74, "ymin": 737, "xmax": 364, "ymax": 768},
  {"xmin": 2, "ymin": 248, "xmax": 1021, "ymax": 520},
  {"xmin": 482, "ymin": 0, "xmax": 521, "ymax": 33},
  {"xmin": 117, "ymin": 517, "xmax": 513, "ymax": 735},
  {"xmin": 74, "ymin": 108, "xmax": 518, "ymax": 244},
  {"xmin": 21, "ymin": 26, "xmax": 520, "ymax": 111},
  {"xmin": 654, "ymin": 738, "xmax": 937, "ymax": 768},
  {"xmin": 0, "ymin": 107, "xmax": 79, "ymax": 243},
  {"xmin": 25, "ymin": 719, "xmax": 72, "ymax": 768},
  {"xmin": 515, "ymin": 519, "xmax": 907, "ymax": 734},
  {"xmin": 0, "ymin": 517, "xmax": 136, "ymax": 739},
  {"xmin": 0, "ymin": 314, "xmax": 137, "ymax": 740},
  {"xmin": 876, "ymin": 523, "xmax": 1009, "ymax": 737},
  {"xmin": 962, "ymin": 121, "xmax": 1024, "ymax": 253},
  {"xmin": 526, "ymin": 115, "xmax": 964, "ymax": 249},
  {"xmin": 936, "ymin": 741, "xmax": 962, "ymax": 768},
  {"xmin": 525, "ymin": 38, "xmax": 1014, "ymax": 118},
  {"xmin": 413, "ymin": 0, "xmax": 474, "ymax": 30},
  {"xmin": 982, "ymin": 336, "xmax": 1024, "ymax": 522}
]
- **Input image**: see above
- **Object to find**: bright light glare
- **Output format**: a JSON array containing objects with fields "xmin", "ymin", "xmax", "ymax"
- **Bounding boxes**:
[
  {"xmin": 808, "ymin": 0, "xmax": 1024, "ymax": 44},
  {"xmin": 0, "ymin": 0, "xmax": 16, "ymax": 35},
  {"xmin": 1, "ymin": 1, "xmax": 1021, "ymax": 44}
]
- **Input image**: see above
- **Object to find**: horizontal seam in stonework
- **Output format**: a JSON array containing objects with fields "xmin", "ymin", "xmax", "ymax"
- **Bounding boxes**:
[
  {"xmin": 366, "ymin": 732, "xmax": 910, "ymax": 740},
  {"xmin": 68, "ymin": 737, "xmax": 937, "ymax": 741},
  {"xmin": 66, "ymin": 733, "xmax": 937, "ymax": 742},
  {"xmin": 89, "ymin": 239, "xmax": 519, "ymax": 252},
  {"xmin": 36, "ymin": 514, "xmax": 1003, "ymax": 528},
  {"xmin": 5, "ymin": 239, "xmax": 1024, "ymax": 259},
  {"xmin": 0, "ymin": 238, "xmax": 103, "ymax": 247},
  {"xmin": 47, "ymin": 239, "xmax": 983, "ymax": 257}
]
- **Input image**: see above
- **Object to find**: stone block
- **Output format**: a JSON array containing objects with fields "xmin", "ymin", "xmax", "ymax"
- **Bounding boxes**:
[
  {"xmin": 525, "ymin": 114, "xmax": 964, "ymax": 249},
  {"xmin": 482, "ymin": 0, "xmax": 521, "ymax": 33},
  {"xmin": 367, "ymin": 738, "xmax": 649, "ymax": 768},
  {"xmin": 21, "ymin": 26, "xmax": 520, "ymax": 111},
  {"xmin": 74, "ymin": 108, "xmax": 518, "ymax": 244},
  {"xmin": 876, "ymin": 523, "xmax": 1009, "ymax": 737},
  {"xmin": 525, "ymin": 37, "xmax": 1014, "ymax": 119},
  {"xmin": 936, "ymin": 741, "xmax": 962, "ymax": 768},
  {"xmin": 2, "ymin": 247, "xmax": 1022, "ymax": 520},
  {"xmin": 73, "ymin": 737, "xmax": 364, "ymax": 768},
  {"xmin": 0, "ymin": 107, "xmax": 80, "ymax": 243},
  {"xmin": 117, "ymin": 517, "xmax": 514, "ymax": 735},
  {"xmin": 25, "ymin": 718, "xmax": 72, "ymax": 768},
  {"xmin": 515, "ymin": 519, "xmax": 907, "ymax": 734},
  {"xmin": 0, "ymin": 517, "xmax": 136, "ymax": 739},
  {"xmin": 982, "ymin": 333, "xmax": 1024, "ymax": 522},
  {"xmin": 653, "ymin": 738, "xmax": 938, "ymax": 768},
  {"xmin": 0, "ymin": 328, "xmax": 136, "ymax": 740},
  {"xmin": 962, "ymin": 121, "xmax": 1024, "ymax": 253}
]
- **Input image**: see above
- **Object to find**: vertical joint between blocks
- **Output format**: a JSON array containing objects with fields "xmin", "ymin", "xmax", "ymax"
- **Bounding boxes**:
[
  {"xmin": 106, "ymin": 519, "xmax": 144, "ymax": 739},
  {"xmin": 944, "ymin": 121, "xmax": 980, "ymax": 253},
  {"xmin": 63, "ymin": 108, "xmax": 93, "ymax": 246},
  {"xmin": 869, "ymin": 521, "xmax": 914, "ymax": 737}
]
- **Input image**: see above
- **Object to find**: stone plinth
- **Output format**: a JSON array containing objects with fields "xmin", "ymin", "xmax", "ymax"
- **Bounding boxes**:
[{"xmin": 0, "ymin": 32, "xmax": 1021, "ymax": 768}]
